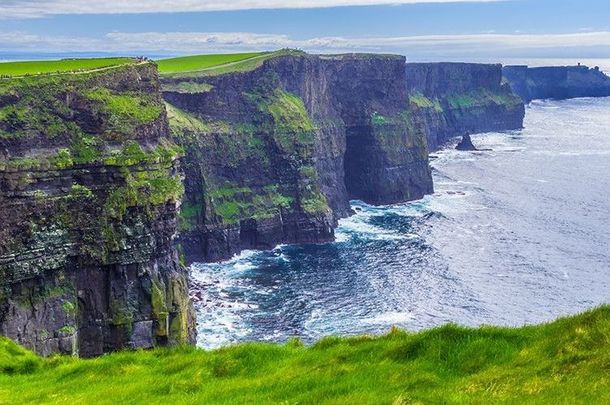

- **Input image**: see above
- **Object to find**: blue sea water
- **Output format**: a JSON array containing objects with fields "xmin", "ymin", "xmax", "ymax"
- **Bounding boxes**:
[{"xmin": 191, "ymin": 97, "xmax": 610, "ymax": 349}]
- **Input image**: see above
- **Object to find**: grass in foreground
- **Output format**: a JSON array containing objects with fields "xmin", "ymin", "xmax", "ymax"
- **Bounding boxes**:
[
  {"xmin": 0, "ymin": 57, "xmax": 135, "ymax": 76},
  {"xmin": 1, "ymin": 306, "xmax": 609, "ymax": 404}
]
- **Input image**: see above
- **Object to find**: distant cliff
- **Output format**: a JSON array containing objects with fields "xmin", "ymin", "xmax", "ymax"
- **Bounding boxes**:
[
  {"xmin": 406, "ymin": 62, "xmax": 525, "ymax": 150},
  {"xmin": 503, "ymin": 65, "xmax": 610, "ymax": 103},
  {"xmin": 0, "ymin": 63, "xmax": 194, "ymax": 357},
  {"xmin": 163, "ymin": 52, "xmax": 433, "ymax": 262}
]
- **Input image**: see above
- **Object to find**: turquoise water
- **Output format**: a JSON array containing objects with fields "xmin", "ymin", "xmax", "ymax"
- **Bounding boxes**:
[{"xmin": 192, "ymin": 97, "xmax": 610, "ymax": 349}]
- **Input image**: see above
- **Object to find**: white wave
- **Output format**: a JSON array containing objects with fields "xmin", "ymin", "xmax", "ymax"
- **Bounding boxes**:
[
  {"xmin": 336, "ymin": 220, "xmax": 407, "ymax": 241},
  {"xmin": 337, "ymin": 209, "xmax": 410, "ymax": 242},
  {"xmin": 196, "ymin": 307, "xmax": 253, "ymax": 349},
  {"xmin": 532, "ymin": 150, "xmax": 610, "ymax": 157},
  {"xmin": 359, "ymin": 311, "xmax": 414, "ymax": 326}
]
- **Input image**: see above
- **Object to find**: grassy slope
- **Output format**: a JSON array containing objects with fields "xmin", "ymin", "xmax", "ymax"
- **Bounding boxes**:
[
  {"xmin": 1, "ymin": 306, "xmax": 609, "ymax": 404},
  {"xmin": 0, "ymin": 58, "xmax": 135, "ymax": 76},
  {"xmin": 156, "ymin": 52, "xmax": 267, "ymax": 74},
  {"xmin": 157, "ymin": 49, "xmax": 306, "ymax": 78}
]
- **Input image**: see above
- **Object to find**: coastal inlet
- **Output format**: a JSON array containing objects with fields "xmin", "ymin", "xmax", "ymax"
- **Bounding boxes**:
[{"xmin": 190, "ymin": 97, "xmax": 610, "ymax": 349}]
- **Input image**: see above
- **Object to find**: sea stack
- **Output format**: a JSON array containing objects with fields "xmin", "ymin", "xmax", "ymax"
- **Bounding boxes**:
[{"xmin": 456, "ymin": 134, "xmax": 477, "ymax": 151}]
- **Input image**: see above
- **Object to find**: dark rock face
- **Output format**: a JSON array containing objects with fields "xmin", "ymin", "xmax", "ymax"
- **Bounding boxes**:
[
  {"xmin": 405, "ymin": 62, "xmax": 525, "ymax": 150},
  {"xmin": 503, "ymin": 65, "xmax": 610, "ymax": 103},
  {"xmin": 455, "ymin": 134, "xmax": 477, "ymax": 151},
  {"xmin": 0, "ymin": 63, "xmax": 195, "ymax": 357},
  {"xmin": 0, "ymin": 55, "xmax": 528, "ymax": 356},
  {"xmin": 163, "ymin": 53, "xmax": 434, "ymax": 262}
]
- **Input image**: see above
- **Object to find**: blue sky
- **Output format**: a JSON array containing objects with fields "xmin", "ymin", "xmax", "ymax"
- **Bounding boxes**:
[{"xmin": 1, "ymin": 0, "xmax": 609, "ymax": 62}]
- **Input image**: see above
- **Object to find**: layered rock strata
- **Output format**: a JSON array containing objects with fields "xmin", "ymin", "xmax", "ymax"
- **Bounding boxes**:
[
  {"xmin": 0, "ymin": 62, "xmax": 194, "ymax": 357},
  {"xmin": 162, "ymin": 52, "xmax": 435, "ymax": 262}
]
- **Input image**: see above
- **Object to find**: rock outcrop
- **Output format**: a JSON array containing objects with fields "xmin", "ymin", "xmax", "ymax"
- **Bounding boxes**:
[
  {"xmin": 0, "ymin": 62, "xmax": 195, "ymax": 357},
  {"xmin": 455, "ymin": 134, "xmax": 477, "ymax": 151},
  {"xmin": 405, "ymin": 62, "xmax": 525, "ymax": 150},
  {"xmin": 503, "ymin": 64, "xmax": 610, "ymax": 103},
  {"xmin": 162, "ymin": 52, "xmax": 434, "ymax": 263}
]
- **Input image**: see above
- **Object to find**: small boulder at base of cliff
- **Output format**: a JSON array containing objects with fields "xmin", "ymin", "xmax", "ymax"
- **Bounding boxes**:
[{"xmin": 455, "ymin": 134, "xmax": 477, "ymax": 151}]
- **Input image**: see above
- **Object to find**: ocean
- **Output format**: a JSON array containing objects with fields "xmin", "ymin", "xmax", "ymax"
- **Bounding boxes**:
[{"xmin": 191, "ymin": 97, "xmax": 610, "ymax": 349}]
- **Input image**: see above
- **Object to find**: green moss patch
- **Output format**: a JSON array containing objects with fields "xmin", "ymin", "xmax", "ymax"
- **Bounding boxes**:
[
  {"xmin": 165, "ymin": 103, "xmax": 232, "ymax": 136},
  {"xmin": 409, "ymin": 92, "xmax": 444, "ymax": 112},
  {"xmin": 447, "ymin": 88, "xmax": 523, "ymax": 109},
  {"xmin": 178, "ymin": 201, "xmax": 202, "ymax": 231},
  {"xmin": 260, "ymin": 89, "xmax": 315, "ymax": 134},
  {"xmin": 0, "ymin": 62, "xmax": 163, "ymax": 141},
  {"xmin": 85, "ymin": 88, "xmax": 163, "ymax": 133},
  {"xmin": 255, "ymin": 89, "xmax": 316, "ymax": 153},
  {"xmin": 104, "ymin": 169, "xmax": 184, "ymax": 221},
  {"xmin": 206, "ymin": 182, "xmax": 294, "ymax": 224}
]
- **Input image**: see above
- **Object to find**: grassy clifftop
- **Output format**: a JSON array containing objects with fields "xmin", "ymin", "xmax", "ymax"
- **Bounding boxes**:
[
  {"xmin": 157, "ymin": 52, "xmax": 267, "ymax": 74},
  {"xmin": 157, "ymin": 49, "xmax": 306, "ymax": 78},
  {"xmin": 1, "ymin": 306, "xmax": 608, "ymax": 404},
  {"xmin": 0, "ymin": 57, "xmax": 136, "ymax": 77}
]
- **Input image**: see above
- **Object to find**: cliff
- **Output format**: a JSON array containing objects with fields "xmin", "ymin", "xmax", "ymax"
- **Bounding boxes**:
[
  {"xmin": 0, "ymin": 62, "xmax": 194, "ymax": 357},
  {"xmin": 503, "ymin": 64, "xmax": 610, "ymax": 103},
  {"xmin": 162, "ymin": 52, "xmax": 434, "ymax": 263},
  {"xmin": 405, "ymin": 63, "xmax": 525, "ymax": 150},
  {"xmin": 0, "ymin": 53, "xmax": 528, "ymax": 356}
]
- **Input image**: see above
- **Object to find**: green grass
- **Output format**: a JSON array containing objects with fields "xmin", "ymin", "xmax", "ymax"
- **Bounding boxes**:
[
  {"xmin": 158, "ymin": 49, "xmax": 306, "ymax": 77},
  {"xmin": 86, "ymin": 88, "xmax": 163, "ymax": 131},
  {"xmin": 165, "ymin": 103, "xmax": 233, "ymax": 136},
  {"xmin": 204, "ymin": 183, "xmax": 295, "ymax": 224},
  {"xmin": 447, "ymin": 88, "xmax": 523, "ymax": 109},
  {"xmin": 2, "ymin": 307, "xmax": 608, "ymax": 404},
  {"xmin": 0, "ymin": 58, "xmax": 135, "ymax": 77},
  {"xmin": 257, "ymin": 88, "xmax": 316, "ymax": 153},
  {"xmin": 262, "ymin": 89, "xmax": 315, "ymax": 133},
  {"xmin": 409, "ymin": 92, "xmax": 444, "ymax": 112},
  {"xmin": 156, "ymin": 52, "xmax": 267, "ymax": 74},
  {"xmin": 0, "ymin": 62, "xmax": 164, "ymax": 140}
]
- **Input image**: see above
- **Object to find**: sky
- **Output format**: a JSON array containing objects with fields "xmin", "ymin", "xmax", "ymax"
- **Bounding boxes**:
[{"xmin": 1, "ymin": 0, "xmax": 609, "ymax": 63}]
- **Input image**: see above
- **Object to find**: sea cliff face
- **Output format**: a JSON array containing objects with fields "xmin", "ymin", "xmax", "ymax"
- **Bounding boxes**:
[
  {"xmin": 0, "ymin": 52, "xmax": 527, "ymax": 356},
  {"xmin": 0, "ymin": 63, "xmax": 194, "ymax": 357},
  {"xmin": 503, "ymin": 65, "xmax": 610, "ymax": 103},
  {"xmin": 406, "ymin": 62, "xmax": 525, "ymax": 150},
  {"xmin": 162, "ymin": 53, "xmax": 434, "ymax": 263}
]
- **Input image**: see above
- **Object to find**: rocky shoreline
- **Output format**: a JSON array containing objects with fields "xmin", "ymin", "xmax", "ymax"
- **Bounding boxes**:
[{"xmin": 0, "ymin": 51, "xmax": 550, "ymax": 356}]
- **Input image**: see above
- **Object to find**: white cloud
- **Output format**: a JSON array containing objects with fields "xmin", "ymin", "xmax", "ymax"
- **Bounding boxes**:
[
  {"xmin": 0, "ymin": 0, "xmax": 497, "ymax": 18},
  {"xmin": 102, "ymin": 31, "xmax": 610, "ymax": 53},
  {"xmin": 1, "ymin": 30, "xmax": 610, "ymax": 59}
]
